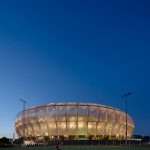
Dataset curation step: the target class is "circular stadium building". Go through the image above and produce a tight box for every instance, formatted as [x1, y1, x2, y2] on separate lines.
[14, 102, 134, 141]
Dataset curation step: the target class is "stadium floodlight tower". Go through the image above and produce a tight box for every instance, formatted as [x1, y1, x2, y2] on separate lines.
[19, 98, 27, 143]
[121, 92, 132, 145]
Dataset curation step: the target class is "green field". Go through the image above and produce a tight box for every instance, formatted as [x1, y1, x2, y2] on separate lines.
[0, 146, 149, 150]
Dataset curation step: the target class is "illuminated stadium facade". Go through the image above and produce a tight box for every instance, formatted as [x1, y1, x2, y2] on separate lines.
[14, 102, 134, 141]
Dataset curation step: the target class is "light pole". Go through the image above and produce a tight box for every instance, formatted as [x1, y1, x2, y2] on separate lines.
[121, 92, 132, 145]
[19, 98, 27, 143]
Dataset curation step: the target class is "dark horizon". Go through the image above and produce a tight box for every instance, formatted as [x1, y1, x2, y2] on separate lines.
[0, 0, 150, 137]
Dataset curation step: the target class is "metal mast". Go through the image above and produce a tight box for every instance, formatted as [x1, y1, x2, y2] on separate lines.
[20, 98, 27, 142]
[121, 92, 132, 145]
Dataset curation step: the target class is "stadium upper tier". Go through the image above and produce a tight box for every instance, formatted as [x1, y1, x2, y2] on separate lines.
[14, 102, 134, 140]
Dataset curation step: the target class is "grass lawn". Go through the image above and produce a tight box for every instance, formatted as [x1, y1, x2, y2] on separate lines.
[0, 146, 149, 150]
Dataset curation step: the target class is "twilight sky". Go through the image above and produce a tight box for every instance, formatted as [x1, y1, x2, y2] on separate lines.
[0, 0, 150, 137]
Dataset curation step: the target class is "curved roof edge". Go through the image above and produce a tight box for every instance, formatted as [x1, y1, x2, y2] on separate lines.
[19, 101, 121, 114]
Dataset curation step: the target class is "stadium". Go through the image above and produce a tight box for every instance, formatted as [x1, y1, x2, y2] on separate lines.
[14, 102, 134, 142]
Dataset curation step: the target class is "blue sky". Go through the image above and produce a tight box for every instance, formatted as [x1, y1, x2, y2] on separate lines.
[0, 0, 150, 137]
